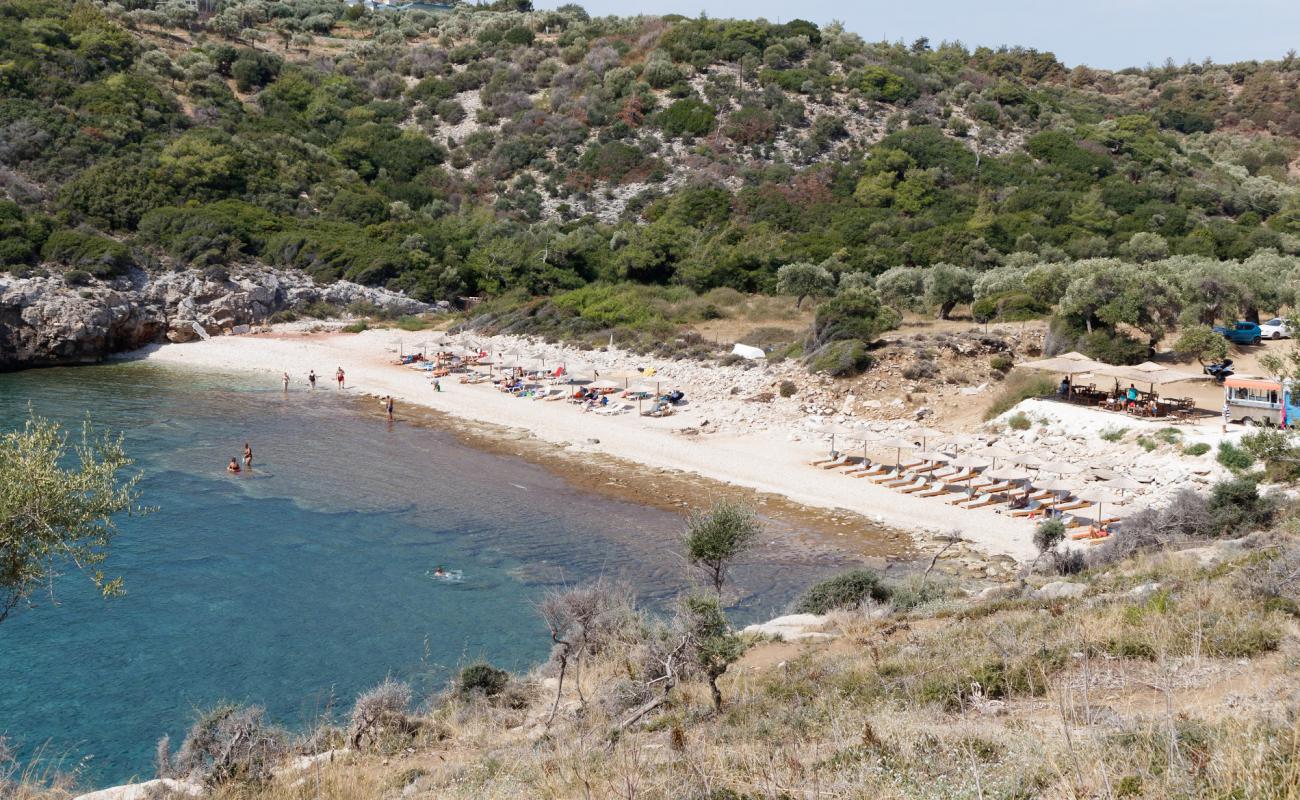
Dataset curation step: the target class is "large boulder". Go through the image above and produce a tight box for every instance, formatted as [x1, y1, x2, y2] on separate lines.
[0, 265, 436, 370]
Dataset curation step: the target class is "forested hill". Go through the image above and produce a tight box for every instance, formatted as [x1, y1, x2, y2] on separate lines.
[3, 0, 1300, 312]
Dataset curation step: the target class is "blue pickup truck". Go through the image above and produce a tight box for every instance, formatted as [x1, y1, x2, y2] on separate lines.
[1214, 321, 1263, 346]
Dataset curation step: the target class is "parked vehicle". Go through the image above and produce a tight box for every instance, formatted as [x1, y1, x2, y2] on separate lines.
[1213, 321, 1263, 345]
[1260, 317, 1293, 340]
[1224, 376, 1300, 427]
[1204, 359, 1234, 383]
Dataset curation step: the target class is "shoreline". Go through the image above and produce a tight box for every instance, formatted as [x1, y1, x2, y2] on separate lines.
[128, 327, 1044, 562]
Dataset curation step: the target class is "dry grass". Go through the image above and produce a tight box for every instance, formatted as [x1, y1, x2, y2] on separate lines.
[12, 539, 1300, 799]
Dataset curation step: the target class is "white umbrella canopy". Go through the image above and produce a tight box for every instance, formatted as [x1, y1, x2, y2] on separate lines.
[950, 455, 991, 470]
[1103, 476, 1144, 492]
[810, 422, 861, 456]
[911, 426, 946, 448]
[1036, 477, 1077, 493]
[1089, 467, 1120, 481]
[625, 383, 659, 395]
[1077, 487, 1120, 504]
[971, 445, 1016, 469]
[1037, 460, 1083, 475]
[1011, 454, 1044, 469]
[987, 466, 1031, 481]
[588, 379, 621, 390]
[913, 450, 950, 462]
[873, 436, 916, 466]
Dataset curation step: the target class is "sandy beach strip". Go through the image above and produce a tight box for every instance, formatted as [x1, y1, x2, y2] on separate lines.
[131, 329, 1041, 561]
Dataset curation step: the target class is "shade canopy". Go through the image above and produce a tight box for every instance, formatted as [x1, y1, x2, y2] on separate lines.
[1077, 487, 1120, 504]
[1092, 362, 1206, 386]
[950, 455, 991, 469]
[587, 379, 621, 390]
[913, 450, 950, 462]
[987, 466, 1031, 481]
[1016, 352, 1105, 376]
[1037, 460, 1083, 475]
[1103, 476, 1144, 492]
[1036, 477, 1076, 493]
[1011, 454, 1044, 468]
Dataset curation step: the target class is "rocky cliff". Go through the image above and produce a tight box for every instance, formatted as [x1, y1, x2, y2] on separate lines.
[0, 266, 438, 370]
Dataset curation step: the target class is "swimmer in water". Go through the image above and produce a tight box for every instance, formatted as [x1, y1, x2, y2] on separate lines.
[227, 457, 241, 474]
[243, 442, 253, 468]
[433, 565, 446, 577]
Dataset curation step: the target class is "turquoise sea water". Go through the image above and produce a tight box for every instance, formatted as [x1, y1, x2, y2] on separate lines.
[0, 362, 855, 786]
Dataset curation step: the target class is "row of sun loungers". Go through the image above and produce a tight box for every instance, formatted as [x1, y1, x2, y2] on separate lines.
[808, 452, 1124, 535]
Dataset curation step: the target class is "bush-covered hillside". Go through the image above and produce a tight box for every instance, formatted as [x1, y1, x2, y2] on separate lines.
[3, 0, 1300, 357]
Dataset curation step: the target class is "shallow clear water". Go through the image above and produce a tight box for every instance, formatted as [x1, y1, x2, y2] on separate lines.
[0, 362, 854, 786]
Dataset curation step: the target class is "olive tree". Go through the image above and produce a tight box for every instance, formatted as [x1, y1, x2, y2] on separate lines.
[776, 261, 836, 309]
[677, 592, 745, 713]
[1173, 325, 1229, 365]
[0, 414, 148, 624]
[874, 265, 926, 312]
[682, 500, 761, 596]
[922, 262, 975, 319]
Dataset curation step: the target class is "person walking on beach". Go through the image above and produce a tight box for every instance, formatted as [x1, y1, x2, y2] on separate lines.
[385, 395, 395, 421]
[282, 372, 289, 392]
[336, 367, 345, 389]
[433, 378, 441, 393]
[308, 370, 317, 389]
[1223, 402, 1231, 434]
[243, 442, 253, 469]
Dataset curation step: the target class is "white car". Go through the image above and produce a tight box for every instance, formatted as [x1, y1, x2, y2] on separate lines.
[1260, 317, 1293, 339]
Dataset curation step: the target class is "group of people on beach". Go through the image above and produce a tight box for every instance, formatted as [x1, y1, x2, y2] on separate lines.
[288, 367, 346, 391]
[227, 442, 253, 474]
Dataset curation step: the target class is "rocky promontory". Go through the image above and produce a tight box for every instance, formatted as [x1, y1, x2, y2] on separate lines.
[0, 266, 439, 370]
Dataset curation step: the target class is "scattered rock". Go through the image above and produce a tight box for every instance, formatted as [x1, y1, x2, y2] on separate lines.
[1033, 581, 1088, 600]
[72, 779, 203, 800]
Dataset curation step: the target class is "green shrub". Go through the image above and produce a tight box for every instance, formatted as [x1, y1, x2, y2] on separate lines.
[457, 662, 510, 697]
[342, 321, 369, 333]
[1033, 519, 1066, 553]
[806, 339, 874, 378]
[989, 354, 1014, 373]
[984, 371, 1055, 419]
[1007, 412, 1031, 431]
[1217, 441, 1255, 472]
[1078, 330, 1150, 365]
[1154, 427, 1182, 445]
[1183, 442, 1211, 456]
[656, 98, 716, 137]
[794, 569, 890, 614]
[778, 380, 797, 398]
[971, 291, 1049, 323]
[41, 228, 131, 277]
[1208, 476, 1276, 535]
[1136, 435, 1157, 452]
[63, 268, 93, 286]
[1099, 427, 1128, 442]
[395, 315, 431, 331]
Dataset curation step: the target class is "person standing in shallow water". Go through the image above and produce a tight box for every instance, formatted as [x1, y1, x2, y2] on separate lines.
[308, 370, 317, 389]
[282, 372, 289, 392]
[243, 442, 253, 469]
[386, 395, 395, 421]
[336, 367, 345, 389]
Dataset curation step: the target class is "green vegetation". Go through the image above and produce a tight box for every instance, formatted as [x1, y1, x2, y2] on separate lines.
[794, 569, 890, 614]
[985, 371, 1056, 419]
[1217, 440, 1257, 472]
[0, 413, 147, 624]
[682, 500, 761, 595]
[3, 0, 1300, 368]
[1183, 442, 1211, 456]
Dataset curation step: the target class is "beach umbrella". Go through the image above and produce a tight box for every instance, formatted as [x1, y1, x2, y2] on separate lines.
[1077, 487, 1122, 525]
[1037, 460, 1083, 475]
[1035, 477, 1076, 495]
[948, 454, 990, 493]
[913, 450, 950, 463]
[1103, 476, 1143, 494]
[811, 422, 859, 457]
[607, 369, 641, 388]
[911, 426, 945, 449]
[1089, 467, 1120, 481]
[588, 379, 621, 391]
[874, 436, 916, 468]
[972, 445, 1016, 470]
[987, 466, 1031, 482]
[1011, 454, 1043, 469]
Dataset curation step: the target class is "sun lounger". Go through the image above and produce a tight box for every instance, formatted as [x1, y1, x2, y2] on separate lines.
[1052, 500, 1091, 513]
[948, 492, 982, 505]
[916, 484, 950, 498]
[895, 478, 928, 493]
[910, 463, 944, 475]
[823, 456, 866, 470]
[848, 464, 888, 478]
[869, 471, 904, 484]
[962, 494, 1001, 509]
[810, 454, 848, 468]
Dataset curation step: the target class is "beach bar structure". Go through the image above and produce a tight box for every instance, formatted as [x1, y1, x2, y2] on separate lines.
[1015, 353, 1209, 418]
